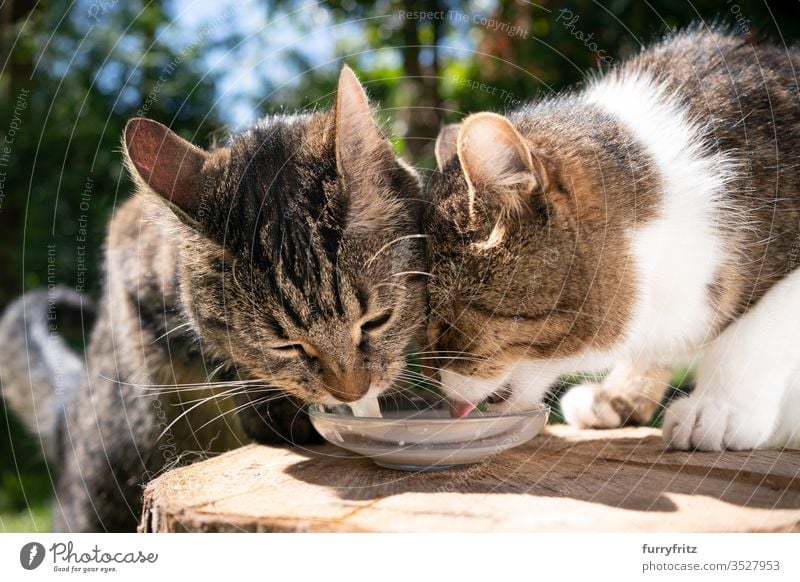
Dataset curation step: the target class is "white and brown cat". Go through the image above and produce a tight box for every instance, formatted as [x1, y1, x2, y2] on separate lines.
[425, 27, 800, 451]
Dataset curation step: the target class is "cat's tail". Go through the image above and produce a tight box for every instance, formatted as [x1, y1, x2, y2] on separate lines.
[0, 287, 95, 459]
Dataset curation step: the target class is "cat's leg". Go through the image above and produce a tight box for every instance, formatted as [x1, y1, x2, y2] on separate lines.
[560, 360, 672, 428]
[51, 306, 170, 532]
[51, 371, 154, 532]
[210, 365, 321, 446]
[770, 374, 800, 449]
[663, 268, 800, 451]
[237, 390, 323, 445]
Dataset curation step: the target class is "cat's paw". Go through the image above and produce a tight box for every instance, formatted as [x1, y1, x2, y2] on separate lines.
[560, 383, 625, 429]
[662, 395, 772, 451]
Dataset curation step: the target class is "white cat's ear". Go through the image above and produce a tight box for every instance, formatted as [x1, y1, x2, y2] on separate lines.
[334, 65, 393, 181]
[457, 112, 542, 213]
[124, 118, 209, 221]
[434, 123, 460, 170]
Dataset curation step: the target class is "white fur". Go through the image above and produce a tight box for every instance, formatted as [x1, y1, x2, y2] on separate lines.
[566, 73, 800, 449]
[443, 353, 586, 415]
[561, 360, 636, 428]
[584, 73, 736, 360]
[561, 73, 746, 445]
[663, 267, 800, 450]
[439, 368, 513, 406]
[440, 73, 799, 451]
[560, 383, 622, 428]
[561, 358, 672, 429]
[493, 360, 569, 413]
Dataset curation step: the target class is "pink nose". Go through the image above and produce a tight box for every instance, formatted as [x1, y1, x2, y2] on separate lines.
[322, 366, 370, 403]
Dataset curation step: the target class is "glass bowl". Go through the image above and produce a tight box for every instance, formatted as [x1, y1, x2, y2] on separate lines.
[308, 394, 549, 471]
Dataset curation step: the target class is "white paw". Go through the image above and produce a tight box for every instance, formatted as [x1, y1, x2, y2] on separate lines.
[560, 383, 624, 429]
[663, 395, 773, 451]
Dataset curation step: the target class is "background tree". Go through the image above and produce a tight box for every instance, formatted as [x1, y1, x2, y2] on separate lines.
[0, 0, 234, 530]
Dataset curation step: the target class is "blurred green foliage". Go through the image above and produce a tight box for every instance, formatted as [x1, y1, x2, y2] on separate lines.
[1, 0, 231, 529]
[0, 0, 227, 308]
[1, 0, 798, 530]
[0, 408, 51, 531]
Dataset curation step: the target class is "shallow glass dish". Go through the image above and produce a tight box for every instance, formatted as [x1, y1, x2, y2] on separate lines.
[308, 395, 549, 471]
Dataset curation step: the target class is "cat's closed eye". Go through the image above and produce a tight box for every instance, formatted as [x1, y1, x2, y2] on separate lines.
[272, 343, 315, 361]
[360, 311, 393, 333]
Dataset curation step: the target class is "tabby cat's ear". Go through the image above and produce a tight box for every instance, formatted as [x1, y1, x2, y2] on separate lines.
[434, 123, 460, 170]
[334, 66, 409, 230]
[123, 118, 209, 222]
[334, 65, 394, 182]
[457, 112, 545, 213]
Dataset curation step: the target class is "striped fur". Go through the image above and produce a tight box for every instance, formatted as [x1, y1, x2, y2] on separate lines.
[426, 28, 800, 450]
[0, 67, 426, 531]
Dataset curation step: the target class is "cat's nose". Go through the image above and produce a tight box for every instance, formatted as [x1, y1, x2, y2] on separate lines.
[322, 366, 370, 403]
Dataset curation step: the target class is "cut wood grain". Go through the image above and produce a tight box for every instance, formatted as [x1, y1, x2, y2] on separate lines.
[139, 425, 800, 533]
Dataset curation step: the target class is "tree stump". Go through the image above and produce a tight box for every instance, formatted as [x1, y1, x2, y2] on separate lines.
[139, 425, 800, 532]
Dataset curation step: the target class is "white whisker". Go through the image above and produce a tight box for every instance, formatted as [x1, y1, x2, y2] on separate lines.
[365, 234, 429, 267]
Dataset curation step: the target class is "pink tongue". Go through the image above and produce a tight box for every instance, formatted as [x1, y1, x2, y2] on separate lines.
[449, 400, 477, 419]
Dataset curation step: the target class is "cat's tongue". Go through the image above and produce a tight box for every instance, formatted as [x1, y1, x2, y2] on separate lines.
[449, 400, 477, 419]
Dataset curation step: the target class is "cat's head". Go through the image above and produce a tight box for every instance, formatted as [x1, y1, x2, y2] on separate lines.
[123, 66, 426, 405]
[425, 112, 624, 408]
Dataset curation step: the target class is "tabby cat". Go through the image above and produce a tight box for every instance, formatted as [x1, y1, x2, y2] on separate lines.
[425, 28, 800, 451]
[0, 66, 426, 531]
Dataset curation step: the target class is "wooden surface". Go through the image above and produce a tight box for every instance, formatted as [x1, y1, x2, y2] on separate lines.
[139, 425, 800, 532]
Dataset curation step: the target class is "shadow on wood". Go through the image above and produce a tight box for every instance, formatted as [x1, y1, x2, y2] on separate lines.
[139, 425, 800, 532]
